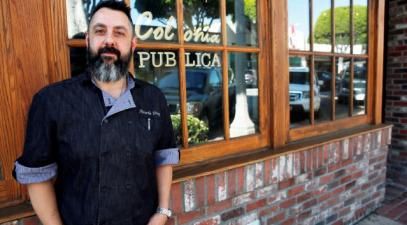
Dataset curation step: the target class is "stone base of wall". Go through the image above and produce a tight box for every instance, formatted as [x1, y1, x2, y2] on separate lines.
[1, 127, 392, 225]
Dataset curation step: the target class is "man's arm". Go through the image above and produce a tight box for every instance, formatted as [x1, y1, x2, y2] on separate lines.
[27, 181, 64, 225]
[148, 165, 173, 225]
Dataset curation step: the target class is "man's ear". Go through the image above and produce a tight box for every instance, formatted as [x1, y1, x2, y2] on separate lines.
[85, 32, 89, 48]
[131, 37, 137, 51]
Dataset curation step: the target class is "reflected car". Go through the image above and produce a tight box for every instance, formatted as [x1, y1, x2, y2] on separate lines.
[157, 68, 236, 129]
[244, 69, 257, 87]
[289, 67, 321, 113]
[337, 66, 366, 104]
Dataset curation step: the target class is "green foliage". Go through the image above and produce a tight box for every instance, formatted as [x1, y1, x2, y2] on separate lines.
[171, 114, 209, 145]
[314, 6, 367, 45]
[244, 0, 257, 22]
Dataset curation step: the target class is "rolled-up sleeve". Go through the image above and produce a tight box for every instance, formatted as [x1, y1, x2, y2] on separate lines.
[14, 162, 57, 184]
[13, 91, 58, 184]
[155, 148, 179, 166]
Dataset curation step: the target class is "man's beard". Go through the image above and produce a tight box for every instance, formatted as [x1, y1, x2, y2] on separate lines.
[88, 46, 131, 82]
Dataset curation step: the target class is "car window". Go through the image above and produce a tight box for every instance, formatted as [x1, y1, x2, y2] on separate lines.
[290, 72, 309, 84]
[208, 70, 221, 87]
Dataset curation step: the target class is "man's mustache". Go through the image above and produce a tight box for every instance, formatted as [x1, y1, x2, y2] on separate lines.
[98, 47, 121, 59]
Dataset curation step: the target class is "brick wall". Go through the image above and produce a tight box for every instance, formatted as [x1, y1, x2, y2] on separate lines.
[385, 0, 407, 190]
[1, 127, 392, 225]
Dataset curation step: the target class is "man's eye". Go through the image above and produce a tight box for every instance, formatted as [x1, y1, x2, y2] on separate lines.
[115, 31, 125, 37]
[95, 29, 105, 34]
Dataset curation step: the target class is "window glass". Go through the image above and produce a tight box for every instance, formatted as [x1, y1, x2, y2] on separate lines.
[130, 0, 178, 42]
[70, 47, 87, 77]
[315, 56, 332, 123]
[66, 0, 105, 38]
[313, 0, 332, 52]
[334, 0, 351, 54]
[288, 0, 310, 51]
[183, 0, 221, 45]
[353, 59, 367, 116]
[184, 51, 224, 144]
[226, 0, 258, 46]
[134, 49, 182, 146]
[228, 52, 259, 138]
[289, 56, 311, 128]
[353, 0, 368, 54]
[336, 57, 351, 119]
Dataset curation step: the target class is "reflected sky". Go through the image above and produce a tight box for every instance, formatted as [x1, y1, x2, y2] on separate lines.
[289, 0, 368, 43]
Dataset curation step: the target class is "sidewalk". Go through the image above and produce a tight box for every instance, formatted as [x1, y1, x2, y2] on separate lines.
[357, 185, 407, 225]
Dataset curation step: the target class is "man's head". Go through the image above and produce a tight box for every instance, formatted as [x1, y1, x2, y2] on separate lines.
[86, 0, 136, 82]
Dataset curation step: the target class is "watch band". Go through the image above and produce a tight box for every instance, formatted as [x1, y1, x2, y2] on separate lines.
[157, 207, 172, 217]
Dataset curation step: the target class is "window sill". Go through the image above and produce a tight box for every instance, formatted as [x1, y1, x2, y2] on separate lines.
[0, 202, 35, 223]
[173, 123, 392, 182]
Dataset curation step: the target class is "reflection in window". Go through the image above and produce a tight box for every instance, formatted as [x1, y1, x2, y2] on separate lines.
[336, 57, 351, 119]
[134, 50, 182, 146]
[288, 0, 310, 51]
[66, 0, 105, 38]
[183, 0, 221, 45]
[315, 56, 332, 123]
[70, 47, 87, 77]
[228, 52, 259, 138]
[334, 0, 351, 54]
[353, 0, 368, 54]
[131, 0, 178, 42]
[313, 1, 332, 52]
[289, 56, 311, 128]
[353, 59, 367, 116]
[226, 0, 258, 46]
[184, 52, 224, 144]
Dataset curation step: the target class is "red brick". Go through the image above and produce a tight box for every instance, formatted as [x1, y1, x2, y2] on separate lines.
[297, 192, 312, 203]
[227, 169, 237, 198]
[267, 211, 285, 224]
[281, 217, 295, 225]
[303, 198, 317, 208]
[236, 167, 245, 194]
[259, 204, 279, 217]
[320, 174, 334, 185]
[196, 177, 206, 207]
[247, 198, 267, 211]
[287, 185, 305, 197]
[193, 216, 221, 225]
[264, 159, 272, 185]
[166, 218, 176, 225]
[207, 198, 232, 215]
[280, 198, 296, 208]
[279, 178, 295, 190]
[177, 208, 205, 225]
[207, 175, 216, 205]
[171, 182, 183, 214]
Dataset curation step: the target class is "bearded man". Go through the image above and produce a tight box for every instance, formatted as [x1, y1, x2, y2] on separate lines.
[13, 1, 179, 225]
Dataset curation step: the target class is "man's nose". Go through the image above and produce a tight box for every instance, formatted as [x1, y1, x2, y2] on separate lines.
[103, 33, 115, 47]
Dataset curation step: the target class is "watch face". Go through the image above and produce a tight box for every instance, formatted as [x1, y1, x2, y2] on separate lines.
[158, 207, 172, 217]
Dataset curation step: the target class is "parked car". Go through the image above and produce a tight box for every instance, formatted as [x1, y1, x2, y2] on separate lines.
[289, 67, 321, 113]
[157, 68, 236, 129]
[337, 66, 367, 104]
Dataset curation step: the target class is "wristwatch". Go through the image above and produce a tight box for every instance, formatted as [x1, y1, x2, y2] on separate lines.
[157, 207, 172, 218]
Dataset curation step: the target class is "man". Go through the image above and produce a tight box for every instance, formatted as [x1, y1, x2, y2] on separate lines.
[13, 1, 179, 225]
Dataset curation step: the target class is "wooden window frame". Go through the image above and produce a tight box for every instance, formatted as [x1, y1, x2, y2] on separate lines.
[283, 0, 384, 142]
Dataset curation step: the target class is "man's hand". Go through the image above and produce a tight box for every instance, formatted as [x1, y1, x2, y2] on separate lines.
[147, 213, 168, 225]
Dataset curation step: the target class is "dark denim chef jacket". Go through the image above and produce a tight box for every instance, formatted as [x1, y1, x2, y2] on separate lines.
[13, 72, 179, 225]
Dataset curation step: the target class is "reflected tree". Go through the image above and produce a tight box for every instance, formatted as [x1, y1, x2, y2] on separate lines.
[314, 6, 367, 53]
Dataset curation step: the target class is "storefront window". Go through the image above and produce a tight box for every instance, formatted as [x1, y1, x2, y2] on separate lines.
[336, 57, 351, 119]
[334, 0, 351, 54]
[228, 52, 259, 137]
[130, 0, 178, 42]
[226, 0, 258, 46]
[289, 56, 311, 128]
[66, 0, 105, 39]
[183, 0, 221, 45]
[315, 56, 332, 123]
[288, 0, 369, 137]
[313, 1, 332, 52]
[288, 0, 310, 51]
